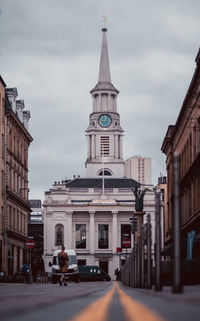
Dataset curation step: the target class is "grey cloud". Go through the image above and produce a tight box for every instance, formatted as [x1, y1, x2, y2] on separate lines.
[0, 0, 200, 200]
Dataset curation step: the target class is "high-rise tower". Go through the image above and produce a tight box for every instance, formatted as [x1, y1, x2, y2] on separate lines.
[85, 28, 124, 177]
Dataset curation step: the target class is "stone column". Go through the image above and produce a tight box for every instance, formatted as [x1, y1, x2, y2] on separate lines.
[66, 211, 73, 248]
[120, 135, 123, 159]
[114, 135, 118, 159]
[89, 211, 95, 254]
[87, 135, 90, 159]
[112, 211, 118, 254]
[108, 94, 111, 111]
[91, 135, 95, 159]
[98, 94, 102, 111]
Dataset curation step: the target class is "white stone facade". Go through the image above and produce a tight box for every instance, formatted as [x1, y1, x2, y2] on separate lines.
[43, 179, 157, 279]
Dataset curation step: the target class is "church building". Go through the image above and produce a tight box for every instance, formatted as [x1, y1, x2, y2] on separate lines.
[43, 27, 158, 279]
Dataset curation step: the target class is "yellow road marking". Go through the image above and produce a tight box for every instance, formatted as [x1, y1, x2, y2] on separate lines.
[68, 282, 116, 321]
[68, 281, 168, 321]
[116, 282, 168, 321]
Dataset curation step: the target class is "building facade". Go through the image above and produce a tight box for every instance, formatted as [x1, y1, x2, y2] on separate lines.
[124, 155, 152, 185]
[44, 178, 157, 279]
[28, 200, 44, 260]
[0, 76, 6, 272]
[0, 82, 32, 275]
[43, 28, 158, 279]
[161, 48, 200, 259]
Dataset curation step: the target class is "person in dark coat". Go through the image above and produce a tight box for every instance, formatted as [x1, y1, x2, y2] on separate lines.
[58, 246, 69, 286]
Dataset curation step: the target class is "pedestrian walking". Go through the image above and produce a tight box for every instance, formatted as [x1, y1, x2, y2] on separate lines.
[58, 246, 69, 286]
[31, 258, 38, 282]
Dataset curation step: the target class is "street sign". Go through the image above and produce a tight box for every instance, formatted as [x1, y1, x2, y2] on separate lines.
[26, 240, 35, 248]
[122, 238, 131, 247]
[116, 247, 122, 253]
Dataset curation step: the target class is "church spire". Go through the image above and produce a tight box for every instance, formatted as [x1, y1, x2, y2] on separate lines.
[98, 28, 111, 83]
[90, 27, 119, 94]
[86, 25, 124, 178]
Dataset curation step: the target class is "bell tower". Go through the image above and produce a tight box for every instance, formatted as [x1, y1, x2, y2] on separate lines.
[85, 27, 124, 177]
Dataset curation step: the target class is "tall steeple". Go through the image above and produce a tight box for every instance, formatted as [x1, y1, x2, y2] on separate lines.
[85, 27, 124, 178]
[91, 28, 119, 94]
[98, 28, 111, 83]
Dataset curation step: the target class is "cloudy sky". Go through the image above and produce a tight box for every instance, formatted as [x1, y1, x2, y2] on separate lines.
[0, 0, 200, 201]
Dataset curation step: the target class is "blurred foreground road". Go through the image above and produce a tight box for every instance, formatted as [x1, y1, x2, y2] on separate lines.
[1, 281, 200, 321]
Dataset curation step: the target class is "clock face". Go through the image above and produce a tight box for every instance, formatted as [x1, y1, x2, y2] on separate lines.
[98, 114, 112, 128]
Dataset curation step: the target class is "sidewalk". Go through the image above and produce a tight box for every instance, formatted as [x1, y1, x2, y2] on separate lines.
[133, 285, 200, 305]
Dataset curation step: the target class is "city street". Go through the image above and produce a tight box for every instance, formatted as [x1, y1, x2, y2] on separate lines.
[1, 281, 200, 321]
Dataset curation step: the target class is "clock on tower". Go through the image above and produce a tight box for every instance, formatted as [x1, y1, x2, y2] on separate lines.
[98, 114, 112, 128]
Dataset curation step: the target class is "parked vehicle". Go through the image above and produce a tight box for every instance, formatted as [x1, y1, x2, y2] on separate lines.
[49, 249, 79, 284]
[78, 265, 111, 281]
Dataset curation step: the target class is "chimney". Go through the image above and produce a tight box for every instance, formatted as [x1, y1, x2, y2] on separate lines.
[73, 175, 76, 179]
[23, 110, 31, 130]
[5, 87, 18, 112]
[78, 175, 80, 178]
[16, 100, 25, 122]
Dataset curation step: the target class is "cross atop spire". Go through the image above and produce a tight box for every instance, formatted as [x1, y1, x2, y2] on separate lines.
[102, 15, 107, 28]
[98, 27, 111, 83]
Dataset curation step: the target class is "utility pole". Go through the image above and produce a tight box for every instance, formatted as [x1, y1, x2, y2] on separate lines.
[155, 191, 161, 291]
[147, 213, 152, 289]
[141, 225, 145, 288]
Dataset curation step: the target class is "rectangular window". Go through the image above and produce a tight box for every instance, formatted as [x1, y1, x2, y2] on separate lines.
[101, 136, 109, 156]
[121, 224, 131, 248]
[98, 224, 109, 249]
[76, 224, 86, 248]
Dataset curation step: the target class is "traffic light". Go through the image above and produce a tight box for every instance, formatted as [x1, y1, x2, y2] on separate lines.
[129, 216, 137, 233]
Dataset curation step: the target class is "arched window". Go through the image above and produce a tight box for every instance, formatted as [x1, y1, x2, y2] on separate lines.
[55, 224, 64, 246]
[98, 170, 112, 176]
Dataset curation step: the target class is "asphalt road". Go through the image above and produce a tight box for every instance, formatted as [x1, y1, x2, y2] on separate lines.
[1, 282, 200, 321]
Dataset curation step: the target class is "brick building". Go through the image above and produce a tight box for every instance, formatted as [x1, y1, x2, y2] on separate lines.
[0, 79, 33, 275]
[161, 48, 200, 259]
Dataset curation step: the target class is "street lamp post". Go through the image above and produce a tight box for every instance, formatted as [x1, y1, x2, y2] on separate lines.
[173, 152, 183, 293]
[147, 213, 152, 289]
[141, 225, 145, 288]
[155, 191, 162, 291]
